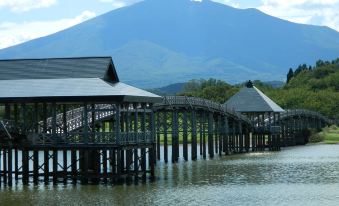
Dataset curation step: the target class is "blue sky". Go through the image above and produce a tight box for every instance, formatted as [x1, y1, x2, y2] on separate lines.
[0, 0, 339, 49]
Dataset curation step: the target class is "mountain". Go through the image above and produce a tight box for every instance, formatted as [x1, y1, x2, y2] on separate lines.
[149, 82, 185, 95]
[0, 0, 339, 88]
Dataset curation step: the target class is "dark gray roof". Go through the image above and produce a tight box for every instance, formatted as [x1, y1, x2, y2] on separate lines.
[224, 86, 284, 113]
[0, 57, 119, 81]
[0, 57, 161, 103]
[0, 78, 160, 103]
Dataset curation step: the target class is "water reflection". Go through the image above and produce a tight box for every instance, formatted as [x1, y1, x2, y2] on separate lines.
[2, 144, 339, 205]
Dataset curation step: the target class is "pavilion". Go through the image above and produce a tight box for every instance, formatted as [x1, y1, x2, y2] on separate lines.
[224, 81, 284, 151]
[0, 56, 161, 185]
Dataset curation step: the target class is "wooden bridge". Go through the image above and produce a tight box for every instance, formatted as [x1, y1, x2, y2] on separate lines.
[0, 58, 334, 187]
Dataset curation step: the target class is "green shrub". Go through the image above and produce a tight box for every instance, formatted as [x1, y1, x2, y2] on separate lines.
[309, 129, 325, 143]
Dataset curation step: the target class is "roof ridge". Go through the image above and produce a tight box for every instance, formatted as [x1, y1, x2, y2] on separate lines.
[0, 56, 112, 61]
[253, 86, 284, 111]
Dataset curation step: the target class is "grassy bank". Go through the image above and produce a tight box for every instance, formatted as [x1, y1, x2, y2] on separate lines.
[322, 125, 339, 144]
[309, 125, 339, 144]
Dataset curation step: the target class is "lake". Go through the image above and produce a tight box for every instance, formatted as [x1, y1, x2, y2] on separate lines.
[1, 144, 339, 206]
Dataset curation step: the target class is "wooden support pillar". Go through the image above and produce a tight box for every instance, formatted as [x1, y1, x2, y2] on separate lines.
[33, 150, 39, 184]
[7, 148, 12, 186]
[14, 148, 18, 181]
[141, 104, 147, 178]
[208, 112, 214, 158]
[44, 150, 49, 183]
[191, 110, 197, 160]
[238, 122, 243, 153]
[202, 112, 207, 159]
[116, 149, 121, 181]
[156, 112, 161, 160]
[3, 149, 7, 185]
[141, 148, 146, 179]
[150, 104, 156, 178]
[71, 150, 77, 183]
[261, 113, 265, 151]
[103, 150, 108, 182]
[224, 116, 229, 155]
[172, 110, 179, 163]
[231, 119, 236, 152]
[63, 149, 68, 183]
[163, 111, 168, 163]
[183, 111, 188, 161]
[111, 149, 116, 180]
[22, 149, 29, 185]
[133, 104, 139, 176]
[53, 149, 58, 184]
[200, 113, 203, 156]
[218, 115, 222, 156]
[89, 150, 100, 184]
[149, 147, 155, 179]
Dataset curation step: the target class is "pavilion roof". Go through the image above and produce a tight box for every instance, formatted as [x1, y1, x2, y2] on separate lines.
[0, 57, 161, 103]
[224, 84, 284, 113]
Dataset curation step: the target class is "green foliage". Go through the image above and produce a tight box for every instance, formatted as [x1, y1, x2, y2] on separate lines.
[179, 58, 339, 119]
[286, 68, 294, 83]
[179, 78, 239, 103]
[309, 129, 325, 143]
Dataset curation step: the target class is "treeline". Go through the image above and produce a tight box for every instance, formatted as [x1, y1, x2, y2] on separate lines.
[179, 58, 339, 119]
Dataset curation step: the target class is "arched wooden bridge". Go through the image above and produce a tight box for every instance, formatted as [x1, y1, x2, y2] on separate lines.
[0, 96, 333, 185]
[277, 109, 331, 145]
[153, 96, 252, 162]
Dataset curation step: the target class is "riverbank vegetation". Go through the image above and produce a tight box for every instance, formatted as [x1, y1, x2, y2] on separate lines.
[308, 125, 339, 144]
[179, 58, 339, 119]
[322, 125, 339, 144]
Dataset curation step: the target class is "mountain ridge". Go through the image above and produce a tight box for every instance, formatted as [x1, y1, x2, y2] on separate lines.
[0, 0, 338, 87]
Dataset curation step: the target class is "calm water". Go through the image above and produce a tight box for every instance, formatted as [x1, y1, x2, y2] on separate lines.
[1, 144, 339, 206]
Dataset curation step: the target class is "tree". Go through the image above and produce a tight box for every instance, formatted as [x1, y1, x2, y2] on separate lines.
[287, 68, 294, 83]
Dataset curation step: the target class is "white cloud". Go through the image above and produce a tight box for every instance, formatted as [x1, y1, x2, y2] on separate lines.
[0, 10, 96, 49]
[99, 0, 142, 9]
[0, 0, 57, 12]
[213, 0, 339, 31]
[258, 0, 339, 31]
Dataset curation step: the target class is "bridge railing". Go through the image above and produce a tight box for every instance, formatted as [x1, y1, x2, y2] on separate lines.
[156, 96, 251, 125]
[28, 131, 153, 145]
[281, 109, 331, 124]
